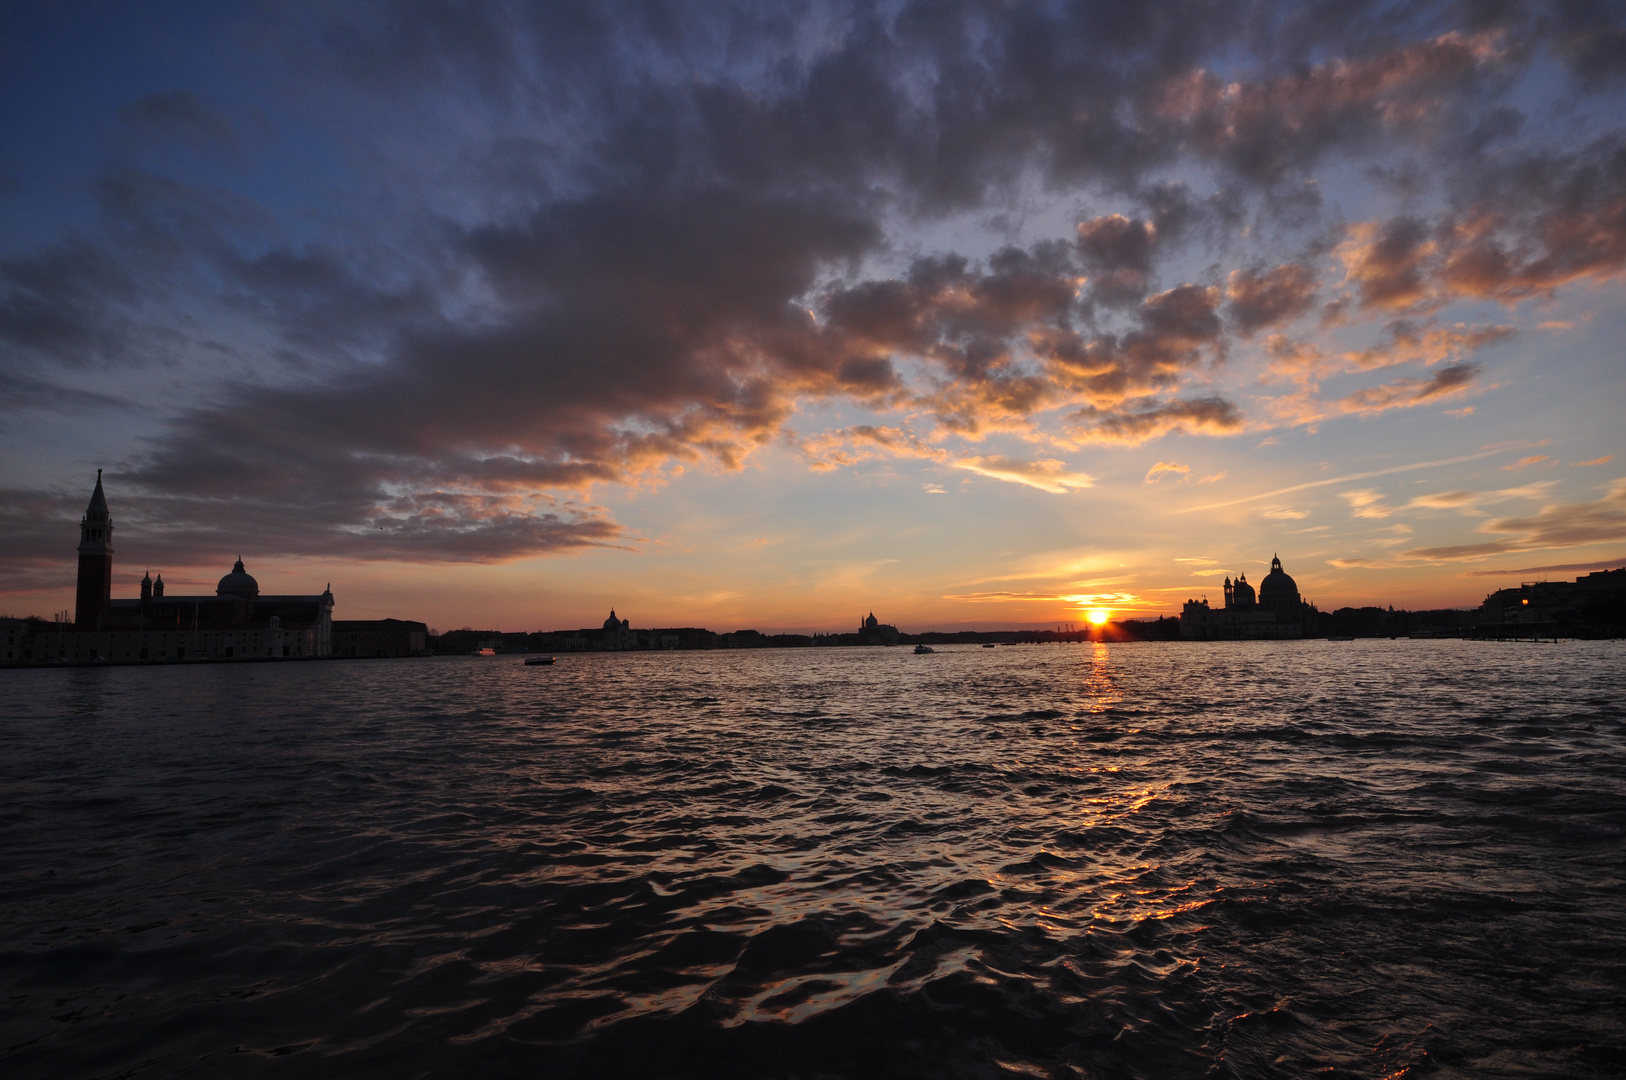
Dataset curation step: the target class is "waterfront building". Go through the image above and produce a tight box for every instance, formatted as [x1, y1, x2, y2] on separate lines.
[858, 611, 900, 645]
[2, 617, 27, 663]
[6, 474, 334, 663]
[1180, 555, 1316, 640]
[648, 627, 719, 650]
[601, 610, 638, 650]
[1478, 566, 1625, 634]
[552, 610, 643, 651]
[331, 619, 430, 657]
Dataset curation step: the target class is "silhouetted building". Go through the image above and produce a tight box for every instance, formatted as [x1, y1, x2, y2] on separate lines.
[75, 470, 114, 625]
[1479, 566, 1625, 634]
[435, 629, 531, 654]
[602, 609, 638, 649]
[858, 611, 900, 645]
[648, 627, 719, 650]
[10, 474, 335, 663]
[2, 617, 27, 663]
[555, 610, 641, 651]
[332, 619, 429, 657]
[1181, 555, 1316, 639]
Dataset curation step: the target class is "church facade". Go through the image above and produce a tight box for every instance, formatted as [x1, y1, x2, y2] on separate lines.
[560, 610, 640, 651]
[11, 473, 334, 663]
[1180, 555, 1317, 640]
[857, 611, 900, 645]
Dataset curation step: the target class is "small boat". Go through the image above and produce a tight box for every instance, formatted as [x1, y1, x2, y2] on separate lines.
[914, 644, 934, 654]
[473, 648, 497, 656]
[524, 656, 555, 666]
[982, 643, 996, 648]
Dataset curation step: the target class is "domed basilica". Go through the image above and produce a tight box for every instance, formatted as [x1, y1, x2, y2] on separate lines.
[1180, 555, 1317, 639]
[19, 472, 335, 662]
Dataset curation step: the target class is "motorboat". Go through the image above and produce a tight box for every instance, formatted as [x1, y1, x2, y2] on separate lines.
[524, 656, 555, 666]
[982, 643, 996, 648]
[473, 648, 497, 656]
[913, 644, 934, 654]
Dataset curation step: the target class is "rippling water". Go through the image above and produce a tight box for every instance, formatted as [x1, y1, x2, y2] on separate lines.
[2, 641, 1624, 1078]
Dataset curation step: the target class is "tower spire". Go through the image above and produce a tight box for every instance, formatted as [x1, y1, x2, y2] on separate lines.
[75, 470, 114, 625]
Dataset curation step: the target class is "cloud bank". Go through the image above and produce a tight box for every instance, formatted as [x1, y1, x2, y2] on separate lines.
[2, 0, 1624, 565]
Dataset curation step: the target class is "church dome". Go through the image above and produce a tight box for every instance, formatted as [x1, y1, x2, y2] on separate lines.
[217, 558, 260, 599]
[1259, 554, 1299, 608]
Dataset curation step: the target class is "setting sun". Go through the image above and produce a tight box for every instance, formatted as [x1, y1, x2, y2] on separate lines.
[1086, 608, 1111, 626]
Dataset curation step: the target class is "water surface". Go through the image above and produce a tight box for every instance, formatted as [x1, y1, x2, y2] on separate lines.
[2, 641, 1623, 1078]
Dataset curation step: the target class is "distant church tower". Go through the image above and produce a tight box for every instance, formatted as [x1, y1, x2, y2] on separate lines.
[75, 469, 114, 626]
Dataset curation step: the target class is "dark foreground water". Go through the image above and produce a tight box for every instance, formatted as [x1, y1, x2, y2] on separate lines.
[2, 642, 1624, 1079]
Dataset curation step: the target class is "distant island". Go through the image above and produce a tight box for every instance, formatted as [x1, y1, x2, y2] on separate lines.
[433, 556, 1622, 655]
[1, 473, 424, 665]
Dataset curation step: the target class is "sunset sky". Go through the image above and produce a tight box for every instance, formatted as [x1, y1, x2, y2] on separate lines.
[2, 1, 1623, 633]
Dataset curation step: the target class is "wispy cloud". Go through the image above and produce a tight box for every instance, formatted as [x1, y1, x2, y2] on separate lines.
[1342, 489, 1391, 518]
[953, 456, 1094, 493]
[1144, 461, 1190, 483]
[1337, 362, 1479, 415]
[1403, 490, 1478, 509]
[1184, 449, 1505, 512]
[1335, 480, 1552, 523]
[1407, 478, 1626, 561]
[1464, 557, 1625, 576]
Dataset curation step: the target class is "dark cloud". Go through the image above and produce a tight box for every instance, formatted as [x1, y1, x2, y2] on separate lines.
[0, 372, 128, 424]
[117, 90, 237, 150]
[1226, 263, 1319, 336]
[1326, 135, 1626, 312]
[0, 241, 142, 364]
[821, 243, 1079, 430]
[281, 1, 1557, 209]
[1339, 361, 1478, 413]
[1076, 215, 1156, 274]
[1076, 214, 1157, 306]
[1340, 216, 1434, 311]
[1161, 28, 1521, 183]
[1548, 0, 1626, 86]
[1073, 395, 1244, 442]
[1441, 135, 1626, 299]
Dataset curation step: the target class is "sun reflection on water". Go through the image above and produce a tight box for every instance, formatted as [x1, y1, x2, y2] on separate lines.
[1079, 641, 1123, 713]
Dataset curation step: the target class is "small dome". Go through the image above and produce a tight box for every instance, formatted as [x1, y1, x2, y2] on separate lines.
[217, 558, 260, 599]
[1231, 575, 1256, 606]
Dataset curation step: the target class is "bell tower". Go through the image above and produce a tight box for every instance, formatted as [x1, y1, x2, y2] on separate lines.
[75, 469, 114, 626]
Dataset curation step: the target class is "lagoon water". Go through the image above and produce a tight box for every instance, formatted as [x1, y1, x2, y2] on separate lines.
[2, 641, 1623, 1078]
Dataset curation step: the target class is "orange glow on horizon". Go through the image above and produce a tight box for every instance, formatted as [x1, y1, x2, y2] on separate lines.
[1086, 608, 1111, 625]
